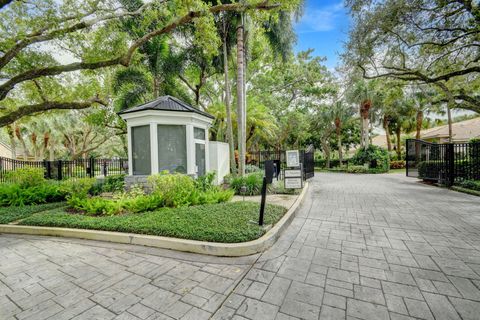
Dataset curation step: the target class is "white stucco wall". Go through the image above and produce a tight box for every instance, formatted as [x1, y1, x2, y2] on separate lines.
[208, 141, 230, 185]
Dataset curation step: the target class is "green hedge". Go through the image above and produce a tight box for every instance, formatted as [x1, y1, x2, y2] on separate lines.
[390, 160, 406, 169]
[68, 172, 234, 216]
[351, 145, 390, 173]
[417, 160, 480, 180]
[315, 159, 343, 168]
[457, 180, 480, 191]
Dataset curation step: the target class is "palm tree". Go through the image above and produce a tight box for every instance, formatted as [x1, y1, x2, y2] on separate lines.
[236, 13, 247, 176]
[348, 80, 373, 148]
[219, 12, 238, 174]
[245, 98, 278, 151]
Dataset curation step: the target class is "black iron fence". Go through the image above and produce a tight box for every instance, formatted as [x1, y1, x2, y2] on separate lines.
[0, 157, 128, 183]
[406, 139, 480, 186]
[247, 149, 315, 180]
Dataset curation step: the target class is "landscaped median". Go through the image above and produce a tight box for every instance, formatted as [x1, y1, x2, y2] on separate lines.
[0, 186, 307, 256]
[11, 202, 286, 243]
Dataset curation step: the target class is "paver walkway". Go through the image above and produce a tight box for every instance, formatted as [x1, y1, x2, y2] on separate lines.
[2, 173, 480, 319]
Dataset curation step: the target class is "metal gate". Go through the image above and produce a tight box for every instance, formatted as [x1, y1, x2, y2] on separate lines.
[406, 139, 480, 186]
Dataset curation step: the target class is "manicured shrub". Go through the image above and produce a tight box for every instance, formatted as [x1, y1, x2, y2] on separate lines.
[0, 182, 65, 206]
[346, 165, 369, 173]
[0, 168, 67, 206]
[4, 167, 45, 187]
[314, 159, 347, 168]
[67, 171, 233, 215]
[352, 145, 390, 173]
[390, 160, 406, 169]
[245, 164, 262, 173]
[194, 172, 216, 192]
[457, 180, 480, 191]
[148, 172, 196, 207]
[59, 178, 96, 199]
[101, 174, 125, 192]
[418, 160, 480, 181]
[230, 172, 264, 195]
[68, 193, 164, 216]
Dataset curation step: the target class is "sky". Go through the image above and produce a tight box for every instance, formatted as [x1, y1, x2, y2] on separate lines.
[294, 0, 351, 70]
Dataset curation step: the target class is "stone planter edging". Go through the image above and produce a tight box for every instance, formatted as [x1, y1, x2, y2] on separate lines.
[0, 182, 309, 257]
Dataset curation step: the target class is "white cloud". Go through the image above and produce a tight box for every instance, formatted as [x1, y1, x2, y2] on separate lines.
[296, 2, 345, 33]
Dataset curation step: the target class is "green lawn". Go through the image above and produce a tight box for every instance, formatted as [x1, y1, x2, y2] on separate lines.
[18, 202, 287, 243]
[0, 202, 66, 224]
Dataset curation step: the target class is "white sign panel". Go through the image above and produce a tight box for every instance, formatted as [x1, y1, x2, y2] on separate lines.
[286, 150, 300, 167]
[285, 177, 302, 189]
[285, 169, 302, 178]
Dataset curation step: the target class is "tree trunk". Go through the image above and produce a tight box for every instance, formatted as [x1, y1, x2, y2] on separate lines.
[396, 127, 401, 159]
[321, 140, 331, 168]
[359, 105, 364, 148]
[15, 127, 28, 160]
[236, 16, 246, 176]
[153, 77, 159, 98]
[335, 124, 343, 165]
[6, 125, 16, 159]
[416, 110, 423, 140]
[223, 19, 237, 175]
[362, 117, 370, 148]
[446, 105, 453, 142]
[383, 115, 392, 151]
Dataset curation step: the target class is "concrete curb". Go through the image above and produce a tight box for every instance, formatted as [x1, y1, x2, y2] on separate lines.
[0, 182, 309, 257]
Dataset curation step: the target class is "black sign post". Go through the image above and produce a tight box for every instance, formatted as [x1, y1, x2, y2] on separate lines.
[259, 160, 274, 226]
[259, 176, 267, 226]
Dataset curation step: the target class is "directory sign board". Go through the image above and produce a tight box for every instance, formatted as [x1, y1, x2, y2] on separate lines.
[286, 150, 300, 168]
[285, 177, 302, 189]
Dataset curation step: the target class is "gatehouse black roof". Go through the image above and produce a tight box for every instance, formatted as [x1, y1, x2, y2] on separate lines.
[118, 95, 214, 119]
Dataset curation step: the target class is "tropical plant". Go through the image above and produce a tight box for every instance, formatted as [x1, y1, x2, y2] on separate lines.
[352, 145, 390, 173]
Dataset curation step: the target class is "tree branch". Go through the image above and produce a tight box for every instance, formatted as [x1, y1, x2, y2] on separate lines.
[359, 63, 480, 84]
[0, 1, 281, 101]
[0, 96, 106, 127]
[0, 3, 151, 70]
[0, 0, 14, 10]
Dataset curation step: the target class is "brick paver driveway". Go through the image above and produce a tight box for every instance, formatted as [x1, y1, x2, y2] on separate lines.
[2, 173, 480, 319]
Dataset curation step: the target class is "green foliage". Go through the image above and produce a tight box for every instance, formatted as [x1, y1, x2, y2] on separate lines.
[68, 193, 164, 216]
[0, 183, 65, 207]
[59, 178, 97, 199]
[0, 202, 66, 224]
[20, 202, 287, 243]
[269, 180, 299, 195]
[457, 180, 480, 191]
[315, 159, 347, 168]
[346, 165, 369, 174]
[418, 160, 480, 180]
[0, 168, 67, 206]
[230, 172, 264, 196]
[148, 172, 196, 207]
[352, 145, 390, 173]
[194, 172, 216, 192]
[245, 164, 262, 174]
[102, 174, 126, 193]
[68, 172, 233, 215]
[470, 138, 480, 144]
[390, 160, 406, 169]
[4, 168, 45, 188]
